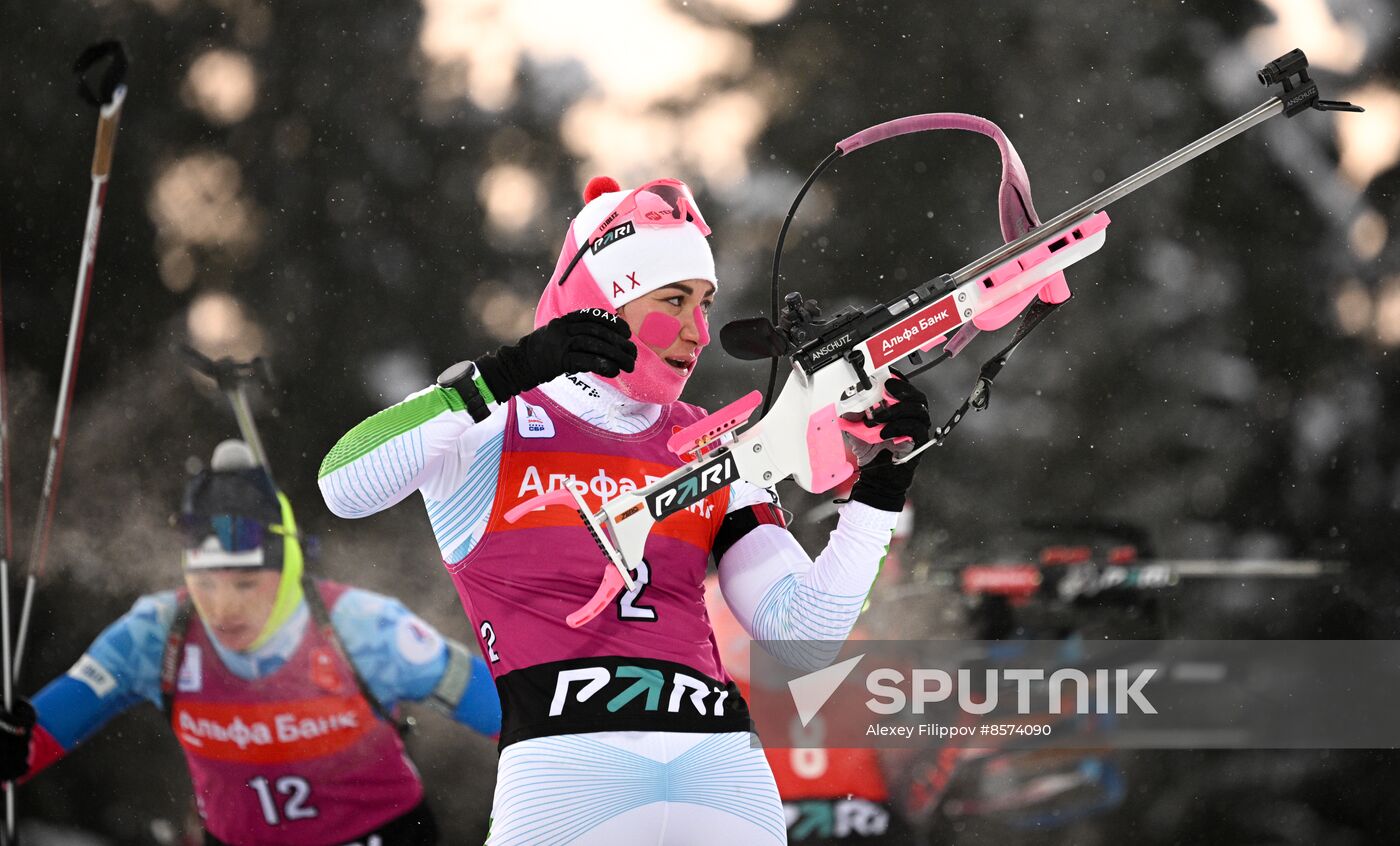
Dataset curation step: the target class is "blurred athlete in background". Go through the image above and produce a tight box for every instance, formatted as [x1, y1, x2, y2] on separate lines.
[0, 440, 500, 846]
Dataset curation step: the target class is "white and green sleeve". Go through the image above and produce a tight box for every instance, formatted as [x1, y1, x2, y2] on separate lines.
[319, 383, 508, 562]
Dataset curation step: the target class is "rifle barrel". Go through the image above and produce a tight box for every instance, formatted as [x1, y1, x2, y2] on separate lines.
[951, 98, 1283, 286]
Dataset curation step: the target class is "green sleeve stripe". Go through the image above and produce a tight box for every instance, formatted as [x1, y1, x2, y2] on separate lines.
[319, 387, 467, 478]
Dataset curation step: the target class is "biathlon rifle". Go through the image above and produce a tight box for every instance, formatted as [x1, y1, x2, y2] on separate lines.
[507, 49, 1362, 628]
[180, 345, 277, 476]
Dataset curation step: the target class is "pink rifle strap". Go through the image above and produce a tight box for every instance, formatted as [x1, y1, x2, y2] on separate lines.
[835, 112, 1043, 242]
[837, 111, 1069, 336]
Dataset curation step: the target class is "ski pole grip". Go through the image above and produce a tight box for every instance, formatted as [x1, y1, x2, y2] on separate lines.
[91, 86, 126, 179]
[74, 40, 130, 178]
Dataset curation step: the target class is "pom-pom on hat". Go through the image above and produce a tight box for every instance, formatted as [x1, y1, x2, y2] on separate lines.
[583, 175, 621, 203]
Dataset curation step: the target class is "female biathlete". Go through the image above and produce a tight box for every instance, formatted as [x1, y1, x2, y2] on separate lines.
[318, 177, 932, 845]
[0, 440, 501, 846]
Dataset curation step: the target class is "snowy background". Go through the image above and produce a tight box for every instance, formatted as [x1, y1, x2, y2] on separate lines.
[3, 0, 1399, 842]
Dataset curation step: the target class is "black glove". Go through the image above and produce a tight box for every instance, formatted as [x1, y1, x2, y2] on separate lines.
[476, 309, 637, 402]
[0, 698, 36, 782]
[849, 375, 931, 512]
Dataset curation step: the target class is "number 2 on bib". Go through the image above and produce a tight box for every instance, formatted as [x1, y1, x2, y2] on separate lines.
[617, 559, 657, 621]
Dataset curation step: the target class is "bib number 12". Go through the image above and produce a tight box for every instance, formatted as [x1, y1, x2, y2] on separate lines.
[249, 775, 318, 825]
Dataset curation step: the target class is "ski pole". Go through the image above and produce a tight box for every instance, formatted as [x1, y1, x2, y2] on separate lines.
[0, 257, 16, 844]
[13, 41, 129, 682]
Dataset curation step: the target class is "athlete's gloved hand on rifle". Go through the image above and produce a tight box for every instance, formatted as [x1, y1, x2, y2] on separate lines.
[846, 375, 931, 512]
[476, 309, 637, 403]
[0, 697, 36, 782]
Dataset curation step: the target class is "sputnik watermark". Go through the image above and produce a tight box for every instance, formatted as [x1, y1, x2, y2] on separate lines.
[750, 640, 1400, 749]
[864, 667, 1157, 716]
[782, 652, 1155, 729]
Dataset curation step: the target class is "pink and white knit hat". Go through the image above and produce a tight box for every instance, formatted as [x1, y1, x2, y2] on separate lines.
[535, 176, 717, 404]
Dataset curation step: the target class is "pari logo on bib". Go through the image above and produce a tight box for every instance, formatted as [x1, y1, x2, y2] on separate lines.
[536, 176, 717, 405]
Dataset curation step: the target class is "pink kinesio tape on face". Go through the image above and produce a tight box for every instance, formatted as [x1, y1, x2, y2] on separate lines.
[611, 307, 709, 404]
[693, 306, 710, 346]
[611, 345, 689, 404]
[637, 311, 682, 348]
